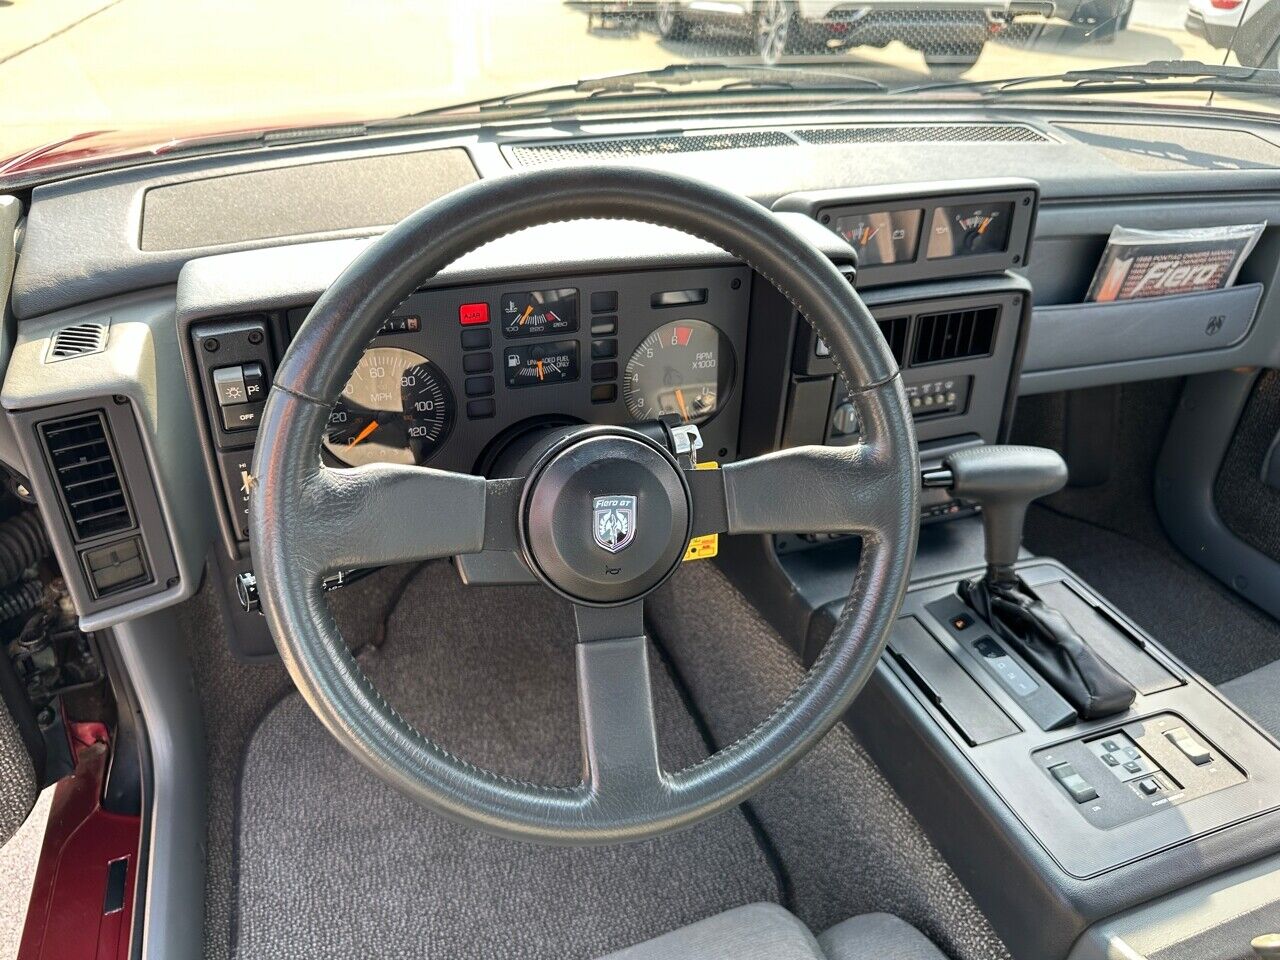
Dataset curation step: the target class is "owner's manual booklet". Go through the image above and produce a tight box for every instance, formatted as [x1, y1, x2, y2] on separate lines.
[1087, 223, 1265, 302]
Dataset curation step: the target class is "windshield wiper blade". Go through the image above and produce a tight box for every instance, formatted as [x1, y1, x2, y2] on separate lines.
[382, 60, 886, 123]
[896, 60, 1280, 98]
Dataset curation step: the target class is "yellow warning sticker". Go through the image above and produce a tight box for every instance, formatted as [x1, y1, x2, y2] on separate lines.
[683, 461, 719, 562]
[683, 535, 718, 562]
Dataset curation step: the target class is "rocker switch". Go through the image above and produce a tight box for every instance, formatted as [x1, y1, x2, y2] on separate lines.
[1050, 762, 1099, 804]
[1166, 728, 1213, 766]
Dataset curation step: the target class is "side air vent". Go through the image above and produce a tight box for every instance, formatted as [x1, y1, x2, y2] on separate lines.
[795, 124, 1049, 145]
[507, 131, 795, 166]
[911, 307, 999, 366]
[39, 412, 133, 542]
[877, 316, 910, 366]
[46, 321, 109, 362]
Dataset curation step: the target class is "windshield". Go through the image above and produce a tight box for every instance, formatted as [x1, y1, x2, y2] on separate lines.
[5, 0, 1278, 169]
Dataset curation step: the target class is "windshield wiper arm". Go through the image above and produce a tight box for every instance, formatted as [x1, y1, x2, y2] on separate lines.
[895, 60, 1280, 98]
[383, 60, 886, 123]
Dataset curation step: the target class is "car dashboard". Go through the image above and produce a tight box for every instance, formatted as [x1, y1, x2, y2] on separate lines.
[7, 104, 1280, 960]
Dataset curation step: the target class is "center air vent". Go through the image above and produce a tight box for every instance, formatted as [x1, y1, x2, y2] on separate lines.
[795, 124, 1049, 145]
[47, 321, 109, 362]
[39, 412, 132, 542]
[507, 131, 794, 166]
[877, 316, 910, 366]
[912, 307, 999, 365]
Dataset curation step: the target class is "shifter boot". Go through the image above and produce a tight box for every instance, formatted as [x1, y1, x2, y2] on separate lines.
[960, 576, 1136, 720]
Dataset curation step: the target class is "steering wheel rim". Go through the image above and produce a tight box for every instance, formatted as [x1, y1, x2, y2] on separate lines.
[250, 165, 919, 845]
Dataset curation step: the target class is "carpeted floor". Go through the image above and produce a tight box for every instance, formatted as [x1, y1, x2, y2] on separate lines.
[227, 560, 1009, 960]
[231, 566, 781, 960]
[1025, 505, 1280, 685]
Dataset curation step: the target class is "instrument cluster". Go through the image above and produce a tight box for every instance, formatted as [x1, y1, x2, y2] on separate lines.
[309, 265, 752, 473]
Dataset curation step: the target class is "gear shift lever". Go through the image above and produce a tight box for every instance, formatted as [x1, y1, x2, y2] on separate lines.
[924, 445, 1136, 720]
[924, 445, 1068, 584]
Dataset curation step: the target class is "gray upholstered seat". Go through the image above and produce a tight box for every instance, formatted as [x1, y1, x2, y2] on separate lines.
[597, 903, 946, 960]
[1222, 659, 1280, 741]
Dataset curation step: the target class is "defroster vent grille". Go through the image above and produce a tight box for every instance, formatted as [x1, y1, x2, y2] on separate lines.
[508, 131, 795, 165]
[47, 321, 109, 362]
[796, 124, 1048, 145]
[39, 412, 133, 542]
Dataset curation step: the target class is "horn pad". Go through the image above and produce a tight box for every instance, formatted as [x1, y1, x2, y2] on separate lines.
[520, 430, 691, 605]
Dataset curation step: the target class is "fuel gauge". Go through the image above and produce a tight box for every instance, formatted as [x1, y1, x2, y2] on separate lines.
[503, 340, 580, 388]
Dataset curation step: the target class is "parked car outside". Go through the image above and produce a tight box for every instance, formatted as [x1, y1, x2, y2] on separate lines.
[1186, 0, 1280, 68]
[652, 0, 1025, 70]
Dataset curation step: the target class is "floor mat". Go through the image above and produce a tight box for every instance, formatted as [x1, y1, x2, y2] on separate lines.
[233, 565, 780, 960]
[650, 562, 1010, 960]
[1025, 506, 1280, 684]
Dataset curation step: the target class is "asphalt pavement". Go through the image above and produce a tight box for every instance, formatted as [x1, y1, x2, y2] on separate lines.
[0, 0, 1241, 161]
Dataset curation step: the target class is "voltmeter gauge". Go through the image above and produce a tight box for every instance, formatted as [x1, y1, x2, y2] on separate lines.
[623, 319, 735, 424]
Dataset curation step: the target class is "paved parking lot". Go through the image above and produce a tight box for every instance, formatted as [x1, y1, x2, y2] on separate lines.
[0, 0, 1246, 163]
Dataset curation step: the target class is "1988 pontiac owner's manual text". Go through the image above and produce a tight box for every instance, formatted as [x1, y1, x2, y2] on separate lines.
[1087, 222, 1265, 302]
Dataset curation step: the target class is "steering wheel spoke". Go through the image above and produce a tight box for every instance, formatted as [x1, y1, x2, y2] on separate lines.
[302, 463, 523, 573]
[573, 602, 665, 799]
[689, 382, 909, 541]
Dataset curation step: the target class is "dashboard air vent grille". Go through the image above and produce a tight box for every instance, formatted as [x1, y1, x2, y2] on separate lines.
[795, 124, 1048, 145]
[508, 131, 794, 166]
[39, 412, 132, 542]
[877, 316, 910, 366]
[47, 321, 109, 362]
[912, 306, 998, 365]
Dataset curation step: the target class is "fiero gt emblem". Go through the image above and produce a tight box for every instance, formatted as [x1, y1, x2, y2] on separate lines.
[593, 495, 636, 554]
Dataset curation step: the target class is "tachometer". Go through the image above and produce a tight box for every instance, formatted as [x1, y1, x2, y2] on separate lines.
[323, 347, 455, 466]
[623, 319, 734, 424]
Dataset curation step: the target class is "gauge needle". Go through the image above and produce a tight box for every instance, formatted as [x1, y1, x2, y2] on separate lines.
[517, 305, 533, 326]
[536, 359, 544, 381]
[347, 420, 380, 447]
[978, 217, 991, 234]
[674, 388, 690, 422]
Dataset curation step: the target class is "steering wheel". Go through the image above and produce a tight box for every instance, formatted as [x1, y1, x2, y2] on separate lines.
[249, 166, 919, 845]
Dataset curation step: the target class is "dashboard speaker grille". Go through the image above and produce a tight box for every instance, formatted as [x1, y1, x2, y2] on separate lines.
[795, 124, 1049, 145]
[507, 131, 795, 165]
[39, 412, 133, 542]
[47, 321, 109, 362]
[912, 306, 998, 365]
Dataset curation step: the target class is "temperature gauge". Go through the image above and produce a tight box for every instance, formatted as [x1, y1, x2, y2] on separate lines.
[500, 288, 579, 338]
[926, 202, 1015, 259]
[503, 340, 580, 388]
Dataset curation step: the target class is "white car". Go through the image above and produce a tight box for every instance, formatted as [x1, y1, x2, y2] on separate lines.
[654, 0, 1020, 69]
[1186, 0, 1280, 68]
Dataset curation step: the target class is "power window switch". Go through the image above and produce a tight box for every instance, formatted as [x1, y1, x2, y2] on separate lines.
[1050, 763, 1099, 804]
[1166, 728, 1213, 765]
[1136, 778, 1161, 796]
[212, 366, 248, 407]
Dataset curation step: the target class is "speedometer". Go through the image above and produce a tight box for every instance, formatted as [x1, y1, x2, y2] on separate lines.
[623, 319, 735, 424]
[323, 347, 455, 467]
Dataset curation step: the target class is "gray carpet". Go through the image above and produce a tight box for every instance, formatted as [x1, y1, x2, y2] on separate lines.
[232, 565, 781, 960]
[650, 563, 1009, 960]
[1215, 369, 1280, 563]
[1025, 506, 1280, 685]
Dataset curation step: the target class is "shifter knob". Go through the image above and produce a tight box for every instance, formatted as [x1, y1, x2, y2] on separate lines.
[934, 445, 1068, 579]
